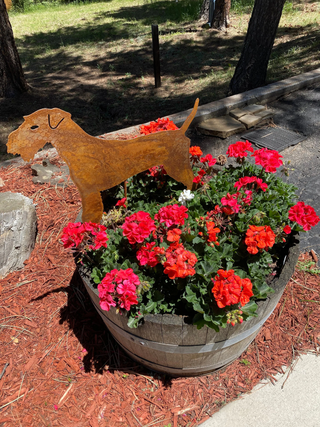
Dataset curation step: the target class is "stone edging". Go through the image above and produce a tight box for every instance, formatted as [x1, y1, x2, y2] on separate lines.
[103, 67, 320, 136]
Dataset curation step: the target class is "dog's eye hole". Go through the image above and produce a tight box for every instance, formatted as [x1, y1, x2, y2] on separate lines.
[30, 125, 39, 130]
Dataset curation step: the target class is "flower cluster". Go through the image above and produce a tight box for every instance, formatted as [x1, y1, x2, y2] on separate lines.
[123, 206, 197, 281]
[288, 201, 319, 231]
[140, 118, 178, 135]
[234, 176, 268, 192]
[227, 140, 253, 159]
[178, 189, 195, 206]
[211, 270, 254, 308]
[163, 243, 197, 280]
[252, 147, 283, 173]
[61, 222, 108, 250]
[245, 225, 276, 255]
[155, 204, 188, 227]
[63, 127, 319, 331]
[121, 211, 156, 244]
[188, 146, 217, 186]
[98, 268, 140, 311]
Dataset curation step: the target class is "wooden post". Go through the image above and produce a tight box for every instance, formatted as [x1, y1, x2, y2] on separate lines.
[152, 24, 161, 88]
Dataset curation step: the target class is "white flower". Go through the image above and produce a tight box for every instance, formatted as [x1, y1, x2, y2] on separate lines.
[178, 189, 194, 206]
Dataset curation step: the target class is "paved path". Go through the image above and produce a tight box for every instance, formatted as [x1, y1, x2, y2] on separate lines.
[200, 352, 320, 427]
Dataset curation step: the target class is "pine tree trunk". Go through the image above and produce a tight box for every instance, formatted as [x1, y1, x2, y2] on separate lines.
[230, 0, 286, 94]
[0, 0, 28, 98]
[199, 0, 210, 22]
[211, 0, 231, 30]
[199, 0, 231, 30]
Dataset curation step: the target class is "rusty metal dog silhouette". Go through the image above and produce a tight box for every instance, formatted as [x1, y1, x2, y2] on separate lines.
[7, 99, 199, 223]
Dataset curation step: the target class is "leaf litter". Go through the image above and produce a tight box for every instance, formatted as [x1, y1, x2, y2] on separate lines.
[0, 155, 319, 426]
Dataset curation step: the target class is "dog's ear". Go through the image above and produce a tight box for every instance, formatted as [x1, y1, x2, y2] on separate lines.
[48, 108, 71, 130]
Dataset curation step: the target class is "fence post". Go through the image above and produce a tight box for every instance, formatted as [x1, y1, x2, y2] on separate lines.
[152, 24, 161, 88]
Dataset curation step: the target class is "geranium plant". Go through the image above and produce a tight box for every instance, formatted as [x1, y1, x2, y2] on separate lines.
[61, 122, 319, 331]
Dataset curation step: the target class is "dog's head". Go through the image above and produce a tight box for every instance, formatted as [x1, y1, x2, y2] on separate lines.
[7, 108, 71, 162]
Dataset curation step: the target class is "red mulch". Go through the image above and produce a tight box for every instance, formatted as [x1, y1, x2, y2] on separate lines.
[0, 155, 320, 427]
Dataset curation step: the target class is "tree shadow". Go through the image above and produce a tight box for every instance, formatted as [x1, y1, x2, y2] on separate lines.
[1, 2, 319, 159]
[35, 268, 174, 386]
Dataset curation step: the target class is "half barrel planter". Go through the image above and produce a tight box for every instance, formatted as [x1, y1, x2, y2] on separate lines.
[78, 234, 299, 377]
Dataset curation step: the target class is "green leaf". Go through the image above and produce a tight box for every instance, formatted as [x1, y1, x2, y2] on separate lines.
[91, 267, 103, 284]
[241, 300, 258, 317]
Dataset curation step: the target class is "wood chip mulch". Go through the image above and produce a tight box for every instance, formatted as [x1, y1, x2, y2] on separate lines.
[0, 155, 320, 427]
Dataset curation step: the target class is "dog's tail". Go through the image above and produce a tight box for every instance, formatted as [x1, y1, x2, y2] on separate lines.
[179, 98, 199, 134]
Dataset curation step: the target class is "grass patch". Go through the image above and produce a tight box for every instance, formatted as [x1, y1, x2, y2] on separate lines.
[0, 0, 319, 159]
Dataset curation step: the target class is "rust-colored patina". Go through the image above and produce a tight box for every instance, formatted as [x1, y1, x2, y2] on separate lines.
[7, 99, 199, 223]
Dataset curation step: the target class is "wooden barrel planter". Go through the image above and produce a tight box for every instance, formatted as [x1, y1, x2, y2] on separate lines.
[77, 234, 299, 377]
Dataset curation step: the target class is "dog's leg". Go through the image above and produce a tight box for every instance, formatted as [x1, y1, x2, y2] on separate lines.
[164, 155, 194, 190]
[81, 192, 104, 223]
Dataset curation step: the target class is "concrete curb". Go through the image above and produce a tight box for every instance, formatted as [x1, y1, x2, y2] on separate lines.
[102, 67, 320, 136]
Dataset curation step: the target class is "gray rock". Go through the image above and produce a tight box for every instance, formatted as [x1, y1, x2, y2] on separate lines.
[31, 159, 70, 186]
[0, 192, 37, 279]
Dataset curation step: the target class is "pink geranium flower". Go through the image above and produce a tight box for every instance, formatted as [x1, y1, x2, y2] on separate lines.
[98, 268, 140, 312]
[221, 193, 241, 214]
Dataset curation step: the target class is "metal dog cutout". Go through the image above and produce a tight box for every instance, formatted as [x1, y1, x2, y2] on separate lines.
[7, 99, 199, 223]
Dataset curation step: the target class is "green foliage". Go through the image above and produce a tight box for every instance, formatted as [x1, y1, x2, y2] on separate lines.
[231, 0, 254, 14]
[297, 260, 320, 275]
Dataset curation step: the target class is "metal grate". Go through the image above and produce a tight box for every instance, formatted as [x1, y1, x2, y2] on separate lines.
[241, 127, 305, 152]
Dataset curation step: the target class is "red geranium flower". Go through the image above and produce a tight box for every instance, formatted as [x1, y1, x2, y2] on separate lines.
[61, 222, 108, 250]
[245, 225, 276, 255]
[200, 153, 217, 167]
[116, 197, 127, 208]
[136, 242, 164, 267]
[163, 243, 197, 280]
[226, 140, 253, 158]
[206, 221, 220, 245]
[193, 168, 206, 184]
[283, 225, 292, 234]
[288, 201, 320, 231]
[221, 193, 241, 215]
[155, 204, 188, 228]
[234, 176, 268, 192]
[140, 118, 178, 135]
[189, 146, 203, 157]
[122, 211, 156, 244]
[167, 228, 182, 242]
[251, 148, 283, 173]
[211, 269, 253, 308]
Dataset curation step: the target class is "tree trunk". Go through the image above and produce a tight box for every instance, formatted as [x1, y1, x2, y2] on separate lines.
[199, 0, 231, 30]
[0, 0, 28, 98]
[230, 0, 286, 94]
